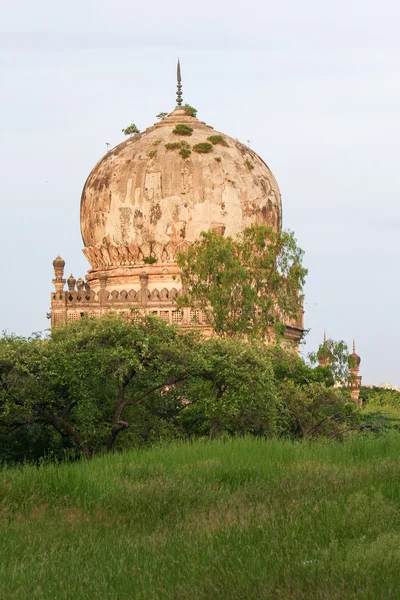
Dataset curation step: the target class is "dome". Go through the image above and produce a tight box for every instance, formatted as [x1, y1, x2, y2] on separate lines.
[80, 107, 281, 270]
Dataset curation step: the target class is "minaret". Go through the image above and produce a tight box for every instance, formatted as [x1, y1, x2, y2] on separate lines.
[317, 331, 331, 367]
[349, 340, 362, 405]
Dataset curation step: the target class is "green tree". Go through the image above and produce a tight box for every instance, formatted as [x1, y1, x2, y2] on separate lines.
[0, 316, 197, 458]
[176, 225, 307, 339]
[277, 380, 357, 439]
[122, 123, 140, 136]
[176, 337, 278, 438]
[309, 338, 354, 386]
[156, 112, 168, 120]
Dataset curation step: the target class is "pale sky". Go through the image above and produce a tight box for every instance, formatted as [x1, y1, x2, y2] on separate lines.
[1, 0, 400, 385]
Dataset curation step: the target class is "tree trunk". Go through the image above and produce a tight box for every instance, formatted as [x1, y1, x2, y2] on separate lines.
[46, 414, 91, 459]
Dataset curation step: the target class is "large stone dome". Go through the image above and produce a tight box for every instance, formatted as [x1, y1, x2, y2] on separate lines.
[51, 95, 303, 345]
[80, 107, 281, 268]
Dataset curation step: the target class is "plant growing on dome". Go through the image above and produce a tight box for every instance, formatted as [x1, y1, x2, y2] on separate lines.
[208, 135, 229, 147]
[122, 123, 140, 136]
[193, 143, 213, 154]
[172, 124, 193, 136]
[183, 104, 198, 117]
[147, 150, 157, 159]
[156, 112, 168, 120]
[165, 142, 181, 150]
[143, 256, 157, 265]
[165, 140, 192, 158]
[179, 148, 191, 158]
[176, 225, 307, 340]
[244, 158, 254, 171]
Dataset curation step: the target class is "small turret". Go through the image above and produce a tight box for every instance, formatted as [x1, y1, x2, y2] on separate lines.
[317, 331, 331, 367]
[349, 340, 362, 405]
[53, 256, 65, 280]
[67, 274, 76, 292]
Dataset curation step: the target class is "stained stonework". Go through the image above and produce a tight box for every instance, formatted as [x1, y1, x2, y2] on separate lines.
[51, 104, 304, 346]
[81, 108, 281, 253]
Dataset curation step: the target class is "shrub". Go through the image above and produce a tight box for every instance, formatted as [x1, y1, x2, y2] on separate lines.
[208, 135, 229, 147]
[147, 150, 157, 159]
[143, 256, 157, 265]
[165, 141, 191, 158]
[172, 124, 193, 136]
[193, 143, 213, 154]
[179, 148, 191, 158]
[183, 104, 198, 117]
[245, 158, 254, 171]
[122, 124, 140, 136]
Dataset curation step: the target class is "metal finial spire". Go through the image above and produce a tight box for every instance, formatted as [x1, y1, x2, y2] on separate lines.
[353, 339, 356, 353]
[323, 330, 327, 343]
[176, 59, 183, 106]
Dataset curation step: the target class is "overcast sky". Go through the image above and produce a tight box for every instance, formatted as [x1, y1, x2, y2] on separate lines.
[1, 0, 399, 385]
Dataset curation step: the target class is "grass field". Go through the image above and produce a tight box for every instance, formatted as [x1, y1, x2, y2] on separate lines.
[1, 436, 400, 599]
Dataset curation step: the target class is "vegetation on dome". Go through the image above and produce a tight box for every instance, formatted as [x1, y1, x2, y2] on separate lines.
[179, 147, 191, 158]
[214, 157, 222, 162]
[156, 112, 168, 120]
[245, 158, 255, 171]
[193, 142, 213, 154]
[208, 135, 229, 147]
[165, 142, 181, 150]
[143, 256, 157, 264]
[182, 104, 198, 117]
[172, 124, 193, 136]
[147, 150, 157, 159]
[121, 123, 140, 136]
[165, 140, 192, 158]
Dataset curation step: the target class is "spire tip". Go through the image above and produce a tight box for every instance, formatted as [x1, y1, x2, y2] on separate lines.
[176, 59, 183, 106]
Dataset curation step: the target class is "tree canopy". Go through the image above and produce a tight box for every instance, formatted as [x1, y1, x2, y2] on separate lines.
[176, 225, 307, 339]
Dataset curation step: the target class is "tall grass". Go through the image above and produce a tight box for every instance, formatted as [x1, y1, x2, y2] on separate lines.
[1, 436, 400, 599]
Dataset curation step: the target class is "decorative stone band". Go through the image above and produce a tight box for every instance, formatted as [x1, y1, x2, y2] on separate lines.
[82, 240, 193, 270]
[52, 287, 182, 304]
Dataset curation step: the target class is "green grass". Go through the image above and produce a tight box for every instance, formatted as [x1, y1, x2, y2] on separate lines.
[1, 436, 400, 599]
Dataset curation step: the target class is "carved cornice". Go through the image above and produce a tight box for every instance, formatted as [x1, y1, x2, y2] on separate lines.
[82, 241, 193, 269]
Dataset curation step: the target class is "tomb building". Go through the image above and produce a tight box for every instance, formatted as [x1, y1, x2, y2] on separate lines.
[50, 62, 304, 344]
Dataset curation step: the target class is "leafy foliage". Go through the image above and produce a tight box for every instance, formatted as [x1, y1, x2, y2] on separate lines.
[180, 338, 278, 438]
[176, 225, 307, 340]
[0, 317, 196, 458]
[156, 112, 168, 120]
[121, 123, 140, 136]
[179, 148, 191, 158]
[309, 339, 354, 385]
[208, 135, 229, 147]
[244, 158, 254, 171]
[165, 140, 191, 158]
[172, 124, 193, 136]
[165, 142, 181, 150]
[278, 380, 356, 439]
[0, 314, 367, 462]
[193, 142, 213, 153]
[183, 104, 198, 117]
